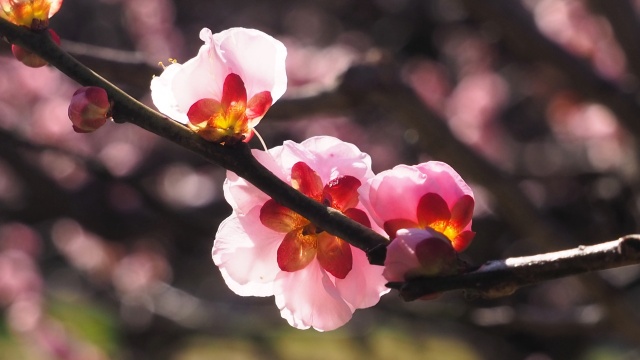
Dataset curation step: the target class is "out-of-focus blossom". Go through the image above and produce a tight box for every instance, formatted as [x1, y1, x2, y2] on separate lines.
[382, 228, 458, 283]
[532, 0, 626, 80]
[366, 161, 475, 252]
[213, 136, 388, 331]
[67, 86, 110, 133]
[0, 0, 62, 28]
[11, 28, 60, 68]
[151, 27, 287, 144]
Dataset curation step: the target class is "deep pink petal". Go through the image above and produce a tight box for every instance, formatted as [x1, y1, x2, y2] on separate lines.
[383, 218, 419, 239]
[221, 73, 247, 110]
[260, 199, 303, 233]
[317, 233, 352, 279]
[452, 230, 476, 252]
[343, 208, 371, 228]
[274, 263, 353, 331]
[323, 175, 361, 211]
[416, 193, 451, 230]
[246, 91, 273, 125]
[212, 209, 282, 296]
[414, 236, 458, 275]
[450, 195, 475, 231]
[277, 228, 317, 273]
[187, 98, 221, 126]
[291, 162, 323, 200]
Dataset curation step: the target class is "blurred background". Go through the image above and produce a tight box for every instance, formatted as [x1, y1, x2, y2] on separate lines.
[1, 0, 640, 358]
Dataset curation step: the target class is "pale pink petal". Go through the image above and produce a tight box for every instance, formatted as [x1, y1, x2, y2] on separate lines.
[212, 208, 282, 296]
[211, 27, 288, 102]
[282, 137, 374, 185]
[152, 26, 284, 125]
[382, 228, 445, 282]
[150, 63, 190, 123]
[165, 44, 221, 122]
[274, 262, 353, 331]
[336, 246, 389, 309]
[223, 146, 287, 214]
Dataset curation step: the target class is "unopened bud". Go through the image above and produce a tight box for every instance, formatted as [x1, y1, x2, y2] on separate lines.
[11, 29, 60, 68]
[383, 228, 459, 282]
[68, 87, 111, 133]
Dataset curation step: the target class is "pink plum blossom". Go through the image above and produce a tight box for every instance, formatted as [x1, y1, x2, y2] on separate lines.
[212, 136, 388, 331]
[150, 27, 287, 144]
[366, 161, 475, 252]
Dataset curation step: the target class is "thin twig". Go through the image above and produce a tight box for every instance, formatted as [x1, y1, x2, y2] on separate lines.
[388, 235, 640, 301]
[0, 19, 389, 263]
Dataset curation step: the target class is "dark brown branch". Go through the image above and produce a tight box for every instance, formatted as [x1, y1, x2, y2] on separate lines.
[388, 235, 640, 301]
[0, 19, 389, 263]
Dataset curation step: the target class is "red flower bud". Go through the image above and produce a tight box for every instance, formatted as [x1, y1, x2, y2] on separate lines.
[11, 29, 60, 68]
[68, 86, 110, 133]
[383, 228, 459, 282]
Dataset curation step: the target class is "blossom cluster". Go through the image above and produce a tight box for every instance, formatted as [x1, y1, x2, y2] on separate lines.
[4, 7, 475, 331]
[146, 27, 476, 331]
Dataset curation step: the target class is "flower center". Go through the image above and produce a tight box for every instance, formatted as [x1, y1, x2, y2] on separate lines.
[259, 161, 370, 279]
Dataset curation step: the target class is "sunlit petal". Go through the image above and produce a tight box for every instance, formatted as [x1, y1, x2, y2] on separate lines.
[260, 199, 303, 233]
[290, 162, 323, 200]
[317, 233, 352, 279]
[323, 175, 361, 211]
[277, 228, 317, 273]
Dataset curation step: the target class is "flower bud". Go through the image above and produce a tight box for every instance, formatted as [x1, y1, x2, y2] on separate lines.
[11, 29, 60, 68]
[68, 87, 111, 133]
[383, 228, 459, 283]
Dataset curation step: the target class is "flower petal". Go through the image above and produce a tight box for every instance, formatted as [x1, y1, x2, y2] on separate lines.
[291, 162, 323, 200]
[382, 228, 426, 282]
[452, 230, 476, 252]
[274, 264, 353, 331]
[260, 199, 303, 233]
[48, 0, 62, 17]
[220, 73, 247, 110]
[383, 218, 419, 239]
[450, 194, 475, 231]
[277, 228, 317, 273]
[297, 137, 374, 185]
[343, 208, 371, 228]
[212, 209, 282, 296]
[366, 165, 427, 227]
[416, 193, 451, 231]
[246, 91, 273, 127]
[211, 27, 288, 102]
[187, 98, 221, 126]
[317, 233, 352, 279]
[335, 247, 389, 309]
[323, 175, 361, 211]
